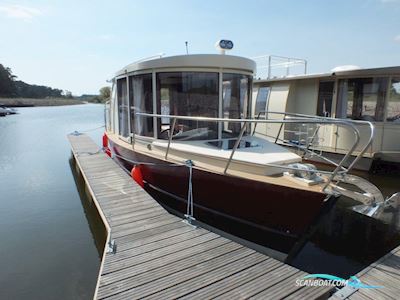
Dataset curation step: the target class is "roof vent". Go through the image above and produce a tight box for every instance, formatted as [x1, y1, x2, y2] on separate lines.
[331, 65, 362, 72]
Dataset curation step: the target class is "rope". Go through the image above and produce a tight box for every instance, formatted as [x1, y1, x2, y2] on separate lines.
[79, 125, 105, 133]
[72, 137, 197, 225]
[109, 148, 196, 224]
[74, 148, 103, 157]
[184, 160, 196, 225]
[109, 148, 186, 168]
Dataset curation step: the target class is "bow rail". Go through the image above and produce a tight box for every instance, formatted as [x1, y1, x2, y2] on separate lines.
[134, 111, 373, 193]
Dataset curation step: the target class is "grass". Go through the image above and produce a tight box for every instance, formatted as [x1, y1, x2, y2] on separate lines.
[0, 97, 85, 107]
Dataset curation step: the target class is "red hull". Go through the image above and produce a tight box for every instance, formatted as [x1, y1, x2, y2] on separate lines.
[111, 141, 333, 253]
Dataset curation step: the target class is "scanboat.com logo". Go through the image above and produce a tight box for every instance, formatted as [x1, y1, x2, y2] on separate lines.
[296, 274, 383, 289]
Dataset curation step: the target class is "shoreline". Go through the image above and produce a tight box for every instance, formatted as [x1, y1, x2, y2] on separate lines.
[0, 98, 86, 107]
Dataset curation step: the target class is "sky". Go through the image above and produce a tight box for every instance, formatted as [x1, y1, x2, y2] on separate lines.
[0, 0, 399, 95]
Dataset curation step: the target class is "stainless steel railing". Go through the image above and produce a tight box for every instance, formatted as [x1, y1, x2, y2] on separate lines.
[253, 110, 374, 174]
[133, 111, 370, 193]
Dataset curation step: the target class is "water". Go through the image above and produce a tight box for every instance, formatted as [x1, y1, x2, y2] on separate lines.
[0, 105, 106, 299]
[292, 172, 400, 278]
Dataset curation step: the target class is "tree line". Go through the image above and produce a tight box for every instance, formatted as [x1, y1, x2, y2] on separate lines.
[0, 63, 64, 98]
[1, 63, 111, 102]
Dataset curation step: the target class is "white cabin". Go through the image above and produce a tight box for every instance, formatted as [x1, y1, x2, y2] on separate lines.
[252, 66, 400, 166]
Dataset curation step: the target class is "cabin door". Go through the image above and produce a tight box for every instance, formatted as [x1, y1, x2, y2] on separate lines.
[265, 84, 290, 141]
[317, 81, 334, 117]
[315, 81, 335, 149]
[253, 86, 271, 136]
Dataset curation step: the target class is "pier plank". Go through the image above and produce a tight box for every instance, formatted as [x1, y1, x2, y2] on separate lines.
[330, 244, 400, 299]
[97, 242, 243, 299]
[178, 258, 281, 299]
[68, 134, 333, 300]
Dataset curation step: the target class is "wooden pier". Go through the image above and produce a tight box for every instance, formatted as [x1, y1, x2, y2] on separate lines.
[69, 133, 334, 299]
[330, 244, 400, 300]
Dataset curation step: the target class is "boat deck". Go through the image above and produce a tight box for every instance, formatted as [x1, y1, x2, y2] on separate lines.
[330, 244, 400, 300]
[68, 133, 333, 299]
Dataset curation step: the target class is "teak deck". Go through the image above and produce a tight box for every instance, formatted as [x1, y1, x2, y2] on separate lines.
[330, 244, 400, 300]
[68, 133, 333, 299]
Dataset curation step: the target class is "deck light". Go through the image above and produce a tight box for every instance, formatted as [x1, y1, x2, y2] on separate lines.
[215, 39, 234, 54]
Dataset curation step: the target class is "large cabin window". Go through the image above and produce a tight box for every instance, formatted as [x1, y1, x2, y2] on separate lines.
[387, 77, 400, 122]
[222, 73, 252, 136]
[336, 77, 388, 121]
[129, 74, 153, 137]
[117, 77, 129, 138]
[254, 86, 270, 116]
[156, 72, 219, 140]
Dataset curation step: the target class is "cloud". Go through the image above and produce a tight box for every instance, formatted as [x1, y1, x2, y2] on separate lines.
[395, 35, 400, 42]
[0, 4, 42, 21]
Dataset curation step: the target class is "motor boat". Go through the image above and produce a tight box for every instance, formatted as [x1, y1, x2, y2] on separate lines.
[0, 106, 18, 115]
[103, 48, 399, 259]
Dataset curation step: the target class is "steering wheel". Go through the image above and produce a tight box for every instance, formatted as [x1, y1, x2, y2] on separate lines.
[160, 126, 172, 136]
[160, 124, 190, 139]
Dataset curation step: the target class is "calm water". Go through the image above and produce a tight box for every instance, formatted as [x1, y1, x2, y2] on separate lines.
[292, 171, 400, 277]
[0, 104, 399, 299]
[0, 104, 105, 299]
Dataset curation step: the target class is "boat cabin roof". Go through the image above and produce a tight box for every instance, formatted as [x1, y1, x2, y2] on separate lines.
[116, 54, 256, 77]
[255, 65, 400, 84]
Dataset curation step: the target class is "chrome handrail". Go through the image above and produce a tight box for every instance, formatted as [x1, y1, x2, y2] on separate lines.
[134, 111, 363, 192]
[254, 110, 374, 174]
[165, 117, 177, 159]
[136, 112, 359, 126]
[224, 121, 248, 173]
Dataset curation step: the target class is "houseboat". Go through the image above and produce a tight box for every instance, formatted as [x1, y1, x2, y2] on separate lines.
[253, 65, 400, 172]
[104, 50, 398, 258]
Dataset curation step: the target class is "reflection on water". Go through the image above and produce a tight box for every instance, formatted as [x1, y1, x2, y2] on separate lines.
[0, 105, 105, 299]
[292, 172, 400, 278]
[69, 157, 107, 257]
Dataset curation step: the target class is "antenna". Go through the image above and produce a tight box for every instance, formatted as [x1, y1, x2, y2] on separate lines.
[185, 41, 189, 54]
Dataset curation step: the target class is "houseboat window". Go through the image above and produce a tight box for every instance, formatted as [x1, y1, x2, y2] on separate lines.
[105, 101, 111, 131]
[336, 77, 387, 121]
[222, 73, 252, 136]
[117, 77, 130, 137]
[387, 77, 400, 122]
[129, 74, 153, 137]
[156, 72, 219, 140]
[317, 81, 334, 117]
[254, 87, 270, 116]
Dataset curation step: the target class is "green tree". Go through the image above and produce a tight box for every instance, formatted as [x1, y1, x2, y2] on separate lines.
[64, 90, 73, 99]
[0, 64, 17, 97]
[99, 86, 111, 101]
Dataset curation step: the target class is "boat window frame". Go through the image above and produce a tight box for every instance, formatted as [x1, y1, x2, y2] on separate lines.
[222, 72, 253, 137]
[121, 67, 253, 142]
[316, 81, 335, 117]
[109, 80, 118, 134]
[116, 76, 131, 142]
[254, 85, 271, 116]
[335, 75, 391, 123]
[129, 73, 154, 138]
[386, 76, 400, 123]
[155, 70, 221, 141]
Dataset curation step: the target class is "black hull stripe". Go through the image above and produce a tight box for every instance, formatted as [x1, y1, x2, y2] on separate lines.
[146, 182, 298, 239]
